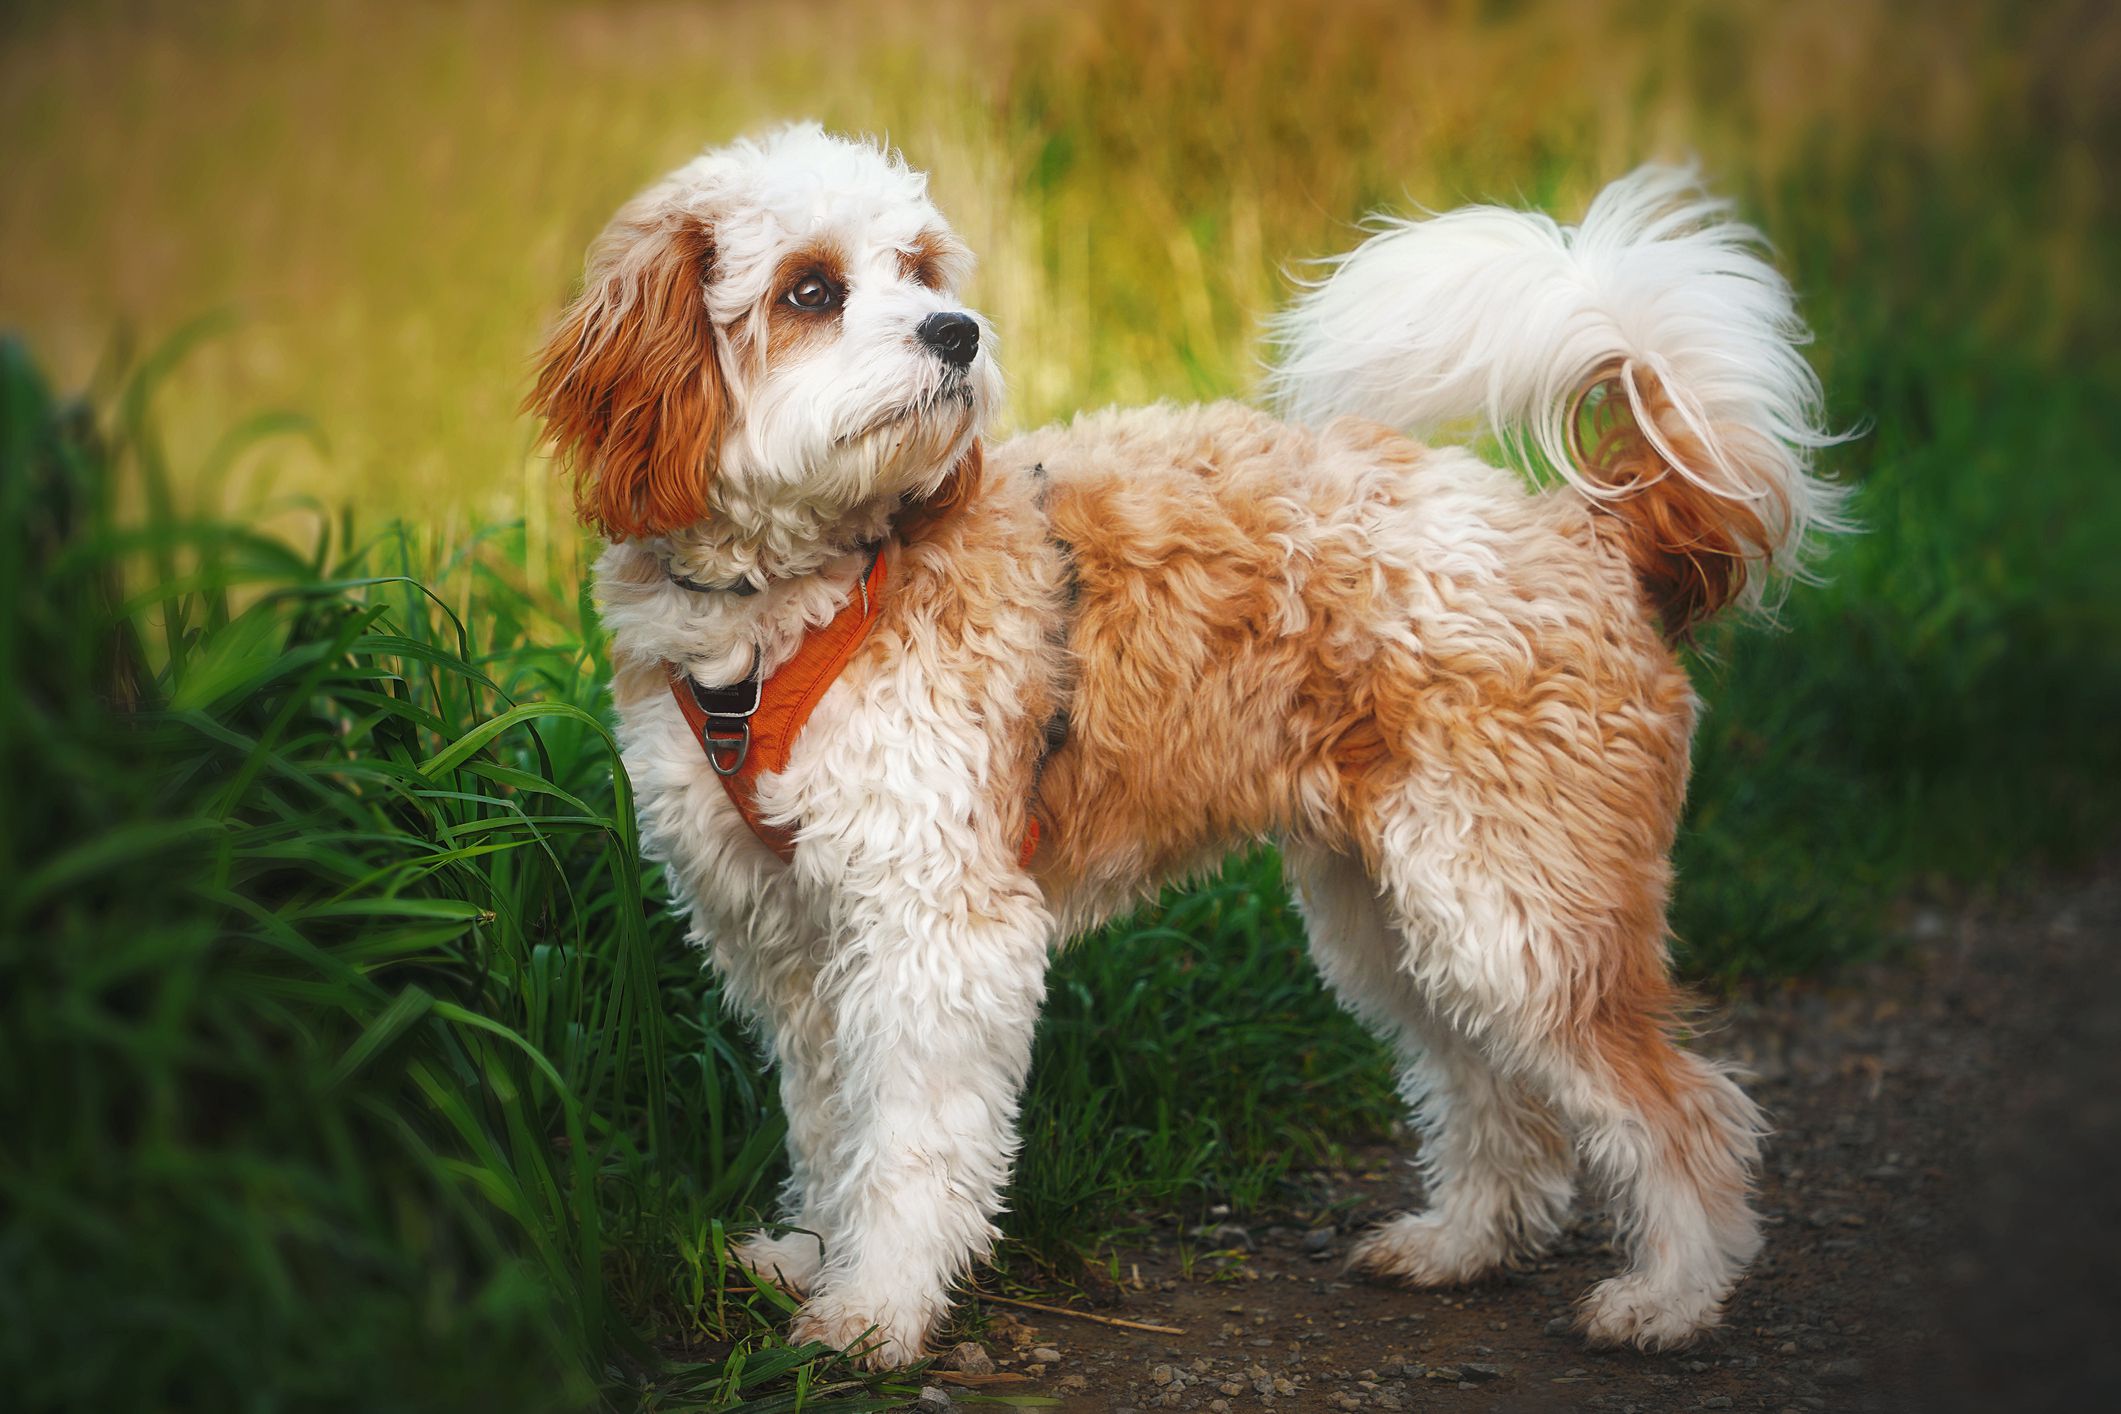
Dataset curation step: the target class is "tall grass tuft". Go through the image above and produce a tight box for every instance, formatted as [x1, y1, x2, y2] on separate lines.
[0, 336, 919, 1409]
[0, 332, 1400, 1408]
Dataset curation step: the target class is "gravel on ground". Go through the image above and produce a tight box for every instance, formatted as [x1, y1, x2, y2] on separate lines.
[924, 860, 2121, 1412]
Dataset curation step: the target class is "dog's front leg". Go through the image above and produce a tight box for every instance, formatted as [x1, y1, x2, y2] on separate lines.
[783, 840, 1051, 1368]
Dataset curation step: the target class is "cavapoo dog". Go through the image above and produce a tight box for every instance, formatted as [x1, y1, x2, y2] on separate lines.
[528, 124, 1843, 1368]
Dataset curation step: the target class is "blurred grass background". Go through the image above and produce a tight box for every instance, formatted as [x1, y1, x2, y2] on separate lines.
[4, 0, 2119, 1408]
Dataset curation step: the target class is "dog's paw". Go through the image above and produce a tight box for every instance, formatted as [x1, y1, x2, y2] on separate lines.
[731, 1230, 824, 1297]
[1346, 1212, 1508, 1287]
[1574, 1273, 1722, 1351]
[789, 1292, 930, 1370]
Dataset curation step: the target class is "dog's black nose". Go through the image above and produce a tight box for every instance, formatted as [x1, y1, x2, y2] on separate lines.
[916, 312, 980, 369]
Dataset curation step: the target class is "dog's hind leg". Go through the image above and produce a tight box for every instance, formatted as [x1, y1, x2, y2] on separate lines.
[1285, 843, 1576, 1285]
[1347, 761, 1766, 1350]
[1534, 1005, 1765, 1349]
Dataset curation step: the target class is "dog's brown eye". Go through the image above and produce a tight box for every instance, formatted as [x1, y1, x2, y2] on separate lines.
[785, 274, 839, 311]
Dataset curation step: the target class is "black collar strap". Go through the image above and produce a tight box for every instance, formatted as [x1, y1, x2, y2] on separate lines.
[683, 644, 764, 722]
[666, 533, 892, 601]
[668, 567, 762, 596]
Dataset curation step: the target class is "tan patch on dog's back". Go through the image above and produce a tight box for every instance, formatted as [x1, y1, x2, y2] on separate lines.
[1007, 403, 1695, 989]
[1009, 406, 1424, 907]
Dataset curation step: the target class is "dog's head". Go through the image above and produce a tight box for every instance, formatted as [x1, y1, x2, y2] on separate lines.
[529, 124, 998, 541]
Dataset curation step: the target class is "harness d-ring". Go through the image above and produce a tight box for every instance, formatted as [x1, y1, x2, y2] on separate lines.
[702, 723, 751, 776]
[685, 646, 763, 778]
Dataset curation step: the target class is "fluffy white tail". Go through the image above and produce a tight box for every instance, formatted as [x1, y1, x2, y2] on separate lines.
[1266, 165, 1849, 634]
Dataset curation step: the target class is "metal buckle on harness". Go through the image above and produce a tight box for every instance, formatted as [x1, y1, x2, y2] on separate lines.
[686, 647, 763, 778]
[702, 723, 750, 776]
[857, 538, 882, 618]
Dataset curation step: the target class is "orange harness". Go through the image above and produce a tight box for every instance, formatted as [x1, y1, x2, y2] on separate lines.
[666, 543, 1040, 866]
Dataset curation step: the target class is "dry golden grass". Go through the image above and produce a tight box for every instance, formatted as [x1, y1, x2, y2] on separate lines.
[5, 0, 2105, 533]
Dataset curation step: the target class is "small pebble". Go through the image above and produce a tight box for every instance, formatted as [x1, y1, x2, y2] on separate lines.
[1816, 1357, 1865, 1385]
[1030, 1346, 1062, 1363]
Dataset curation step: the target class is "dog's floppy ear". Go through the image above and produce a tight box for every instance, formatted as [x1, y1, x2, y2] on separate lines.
[527, 209, 727, 539]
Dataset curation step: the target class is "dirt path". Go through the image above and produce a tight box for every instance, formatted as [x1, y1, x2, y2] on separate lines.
[935, 862, 2121, 1412]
